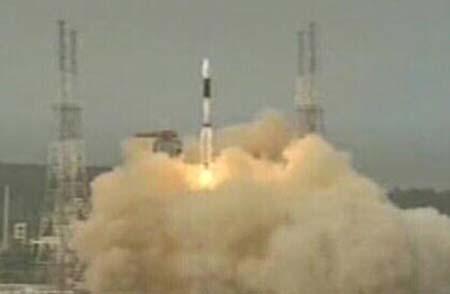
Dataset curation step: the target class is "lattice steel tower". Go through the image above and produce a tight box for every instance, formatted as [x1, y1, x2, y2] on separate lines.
[38, 20, 89, 290]
[295, 22, 324, 136]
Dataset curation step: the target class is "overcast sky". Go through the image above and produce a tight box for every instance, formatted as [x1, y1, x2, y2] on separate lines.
[0, 0, 449, 189]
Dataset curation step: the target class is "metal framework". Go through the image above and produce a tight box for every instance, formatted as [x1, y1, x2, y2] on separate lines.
[295, 22, 325, 136]
[36, 20, 88, 292]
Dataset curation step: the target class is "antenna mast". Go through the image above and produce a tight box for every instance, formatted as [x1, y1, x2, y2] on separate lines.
[295, 21, 324, 136]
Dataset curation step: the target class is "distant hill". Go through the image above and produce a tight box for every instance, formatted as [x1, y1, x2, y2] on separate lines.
[388, 188, 450, 215]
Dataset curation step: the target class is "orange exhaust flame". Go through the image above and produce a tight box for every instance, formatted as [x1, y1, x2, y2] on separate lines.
[198, 167, 215, 190]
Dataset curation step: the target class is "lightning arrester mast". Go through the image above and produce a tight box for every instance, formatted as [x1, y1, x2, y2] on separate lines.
[295, 21, 324, 136]
[200, 58, 213, 168]
[69, 29, 78, 98]
[38, 20, 89, 290]
[308, 21, 317, 100]
[58, 20, 69, 101]
[295, 30, 306, 106]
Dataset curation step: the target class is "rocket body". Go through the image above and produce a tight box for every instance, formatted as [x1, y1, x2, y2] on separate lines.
[200, 59, 213, 168]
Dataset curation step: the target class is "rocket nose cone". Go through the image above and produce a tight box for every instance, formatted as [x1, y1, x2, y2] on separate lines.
[202, 58, 210, 78]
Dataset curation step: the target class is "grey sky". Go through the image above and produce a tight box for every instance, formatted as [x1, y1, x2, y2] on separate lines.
[0, 0, 449, 189]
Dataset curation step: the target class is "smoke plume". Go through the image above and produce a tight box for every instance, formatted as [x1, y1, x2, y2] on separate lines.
[74, 113, 450, 294]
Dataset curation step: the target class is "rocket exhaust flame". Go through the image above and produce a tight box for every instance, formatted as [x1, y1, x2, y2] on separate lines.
[198, 166, 215, 190]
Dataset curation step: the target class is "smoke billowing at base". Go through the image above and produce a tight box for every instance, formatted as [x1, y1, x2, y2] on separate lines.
[74, 113, 450, 294]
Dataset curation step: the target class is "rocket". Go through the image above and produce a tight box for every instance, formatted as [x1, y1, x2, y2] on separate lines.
[200, 58, 213, 169]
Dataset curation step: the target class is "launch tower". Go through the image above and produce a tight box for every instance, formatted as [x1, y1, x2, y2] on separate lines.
[37, 20, 89, 291]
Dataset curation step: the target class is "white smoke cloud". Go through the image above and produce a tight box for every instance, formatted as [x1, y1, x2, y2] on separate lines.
[74, 112, 450, 294]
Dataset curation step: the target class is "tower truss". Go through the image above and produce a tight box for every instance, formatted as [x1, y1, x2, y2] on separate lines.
[295, 22, 325, 136]
[36, 20, 89, 292]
